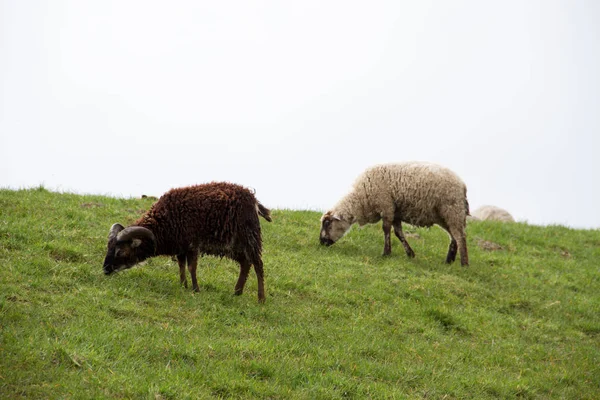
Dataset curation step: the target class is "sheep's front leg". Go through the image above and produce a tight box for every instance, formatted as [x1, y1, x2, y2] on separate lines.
[186, 250, 200, 292]
[177, 254, 188, 288]
[393, 220, 415, 258]
[382, 220, 392, 256]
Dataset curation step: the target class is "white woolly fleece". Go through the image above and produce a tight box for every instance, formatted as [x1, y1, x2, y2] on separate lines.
[330, 162, 468, 230]
[472, 205, 514, 222]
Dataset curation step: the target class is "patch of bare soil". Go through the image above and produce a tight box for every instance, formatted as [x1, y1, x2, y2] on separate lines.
[476, 238, 502, 251]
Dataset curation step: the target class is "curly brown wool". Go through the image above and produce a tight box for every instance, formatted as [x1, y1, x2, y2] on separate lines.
[103, 182, 271, 302]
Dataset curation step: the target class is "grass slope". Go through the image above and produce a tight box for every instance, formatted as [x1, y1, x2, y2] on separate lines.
[1, 187, 599, 399]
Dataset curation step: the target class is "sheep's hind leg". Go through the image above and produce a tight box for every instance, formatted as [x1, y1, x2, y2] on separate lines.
[393, 220, 415, 258]
[453, 229, 469, 267]
[253, 258, 266, 303]
[438, 220, 459, 264]
[186, 250, 200, 292]
[234, 260, 251, 296]
[446, 238, 458, 264]
[382, 220, 393, 256]
[177, 254, 188, 288]
[446, 224, 468, 267]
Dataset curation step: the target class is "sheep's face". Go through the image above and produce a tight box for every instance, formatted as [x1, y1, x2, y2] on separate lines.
[103, 240, 144, 275]
[103, 224, 156, 275]
[320, 212, 351, 246]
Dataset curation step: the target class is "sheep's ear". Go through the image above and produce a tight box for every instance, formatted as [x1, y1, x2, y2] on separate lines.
[131, 238, 142, 248]
[332, 214, 342, 221]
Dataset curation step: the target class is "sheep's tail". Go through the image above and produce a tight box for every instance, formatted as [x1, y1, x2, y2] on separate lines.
[257, 202, 272, 222]
[464, 187, 470, 216]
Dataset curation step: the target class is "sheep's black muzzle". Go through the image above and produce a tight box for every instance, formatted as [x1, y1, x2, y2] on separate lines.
[103, 254, 115, 275]
[320, 237, 335, 246]
[103, 264, 115, 275]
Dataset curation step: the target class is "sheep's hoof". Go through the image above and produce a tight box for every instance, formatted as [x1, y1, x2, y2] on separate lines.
[406, 251, 415, 258]
[192, 286, 200, 293]
[234, 290, 243, 296]
[258, 297, 266, 304]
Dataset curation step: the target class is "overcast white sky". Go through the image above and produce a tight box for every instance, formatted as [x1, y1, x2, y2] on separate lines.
[1, 1, 599, 229]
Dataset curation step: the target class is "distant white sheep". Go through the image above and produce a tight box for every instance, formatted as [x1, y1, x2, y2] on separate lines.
[471, 205, 514, 222]
[320, 162, 470, 266]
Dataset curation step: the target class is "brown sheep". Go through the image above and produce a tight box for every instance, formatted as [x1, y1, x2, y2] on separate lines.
[103, 182, 272, 302]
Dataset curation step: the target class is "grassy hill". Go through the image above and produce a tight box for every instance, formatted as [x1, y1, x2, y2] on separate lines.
[1, 187, 599, 399]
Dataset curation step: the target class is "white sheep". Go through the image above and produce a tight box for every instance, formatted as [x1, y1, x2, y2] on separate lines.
[471, 205, 515, 222]
[320, 162, 470, 266]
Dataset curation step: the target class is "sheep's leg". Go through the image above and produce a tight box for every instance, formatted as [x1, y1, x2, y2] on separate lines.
[234, 260, 251, 296]
[253, 258, 266, 303]
[177, 254, 188, 288]
[382, 220, 393, 256]
[186, 250, 200, 292]
[458, 235, 469, 267]
[438, 220, 459, 264]
[392, 220, 415, 258]
[449, 226, 469, 267]
[446, 238, 458, 264]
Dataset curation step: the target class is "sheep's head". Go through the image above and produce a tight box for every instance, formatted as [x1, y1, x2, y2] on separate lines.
[103, 224, 156, 275]
[320, 211, 351, 246]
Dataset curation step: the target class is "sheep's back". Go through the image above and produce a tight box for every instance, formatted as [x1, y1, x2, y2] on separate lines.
[137, 183, 262, 257]
[355, 162, 467, 226]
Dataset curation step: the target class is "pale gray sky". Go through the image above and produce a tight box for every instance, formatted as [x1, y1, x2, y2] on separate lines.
[1, 1, 599, 228]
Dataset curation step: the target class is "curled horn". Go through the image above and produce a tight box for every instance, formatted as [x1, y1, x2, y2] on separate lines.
[108, 223, 124, 241]
[116, 226, 157, 254]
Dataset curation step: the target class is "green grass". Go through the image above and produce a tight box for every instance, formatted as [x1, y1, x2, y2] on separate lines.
[1, 187, 599, 399]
